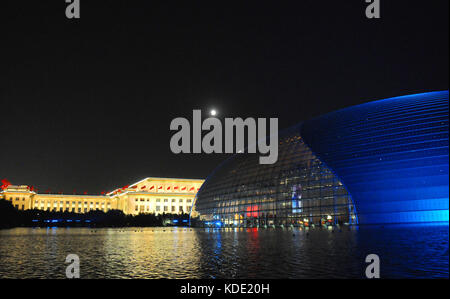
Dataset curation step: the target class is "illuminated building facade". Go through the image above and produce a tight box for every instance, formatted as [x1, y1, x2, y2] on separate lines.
[0, 177, 204, 216]
[195, 91, 449, 226]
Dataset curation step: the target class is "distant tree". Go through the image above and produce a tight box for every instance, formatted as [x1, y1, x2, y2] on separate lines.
[0, 199, 20, 228]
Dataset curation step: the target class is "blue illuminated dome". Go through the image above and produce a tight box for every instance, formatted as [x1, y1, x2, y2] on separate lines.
[195, 91, 449, 226]
[301, 91, 449, 224]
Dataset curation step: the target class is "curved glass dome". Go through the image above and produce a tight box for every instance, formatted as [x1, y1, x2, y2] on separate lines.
[194, 91, 449, 226]
[301, 91, 449, 224]
[194, 125, 356, 227]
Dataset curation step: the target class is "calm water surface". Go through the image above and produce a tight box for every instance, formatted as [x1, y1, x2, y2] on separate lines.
[0, 224, 448, 279]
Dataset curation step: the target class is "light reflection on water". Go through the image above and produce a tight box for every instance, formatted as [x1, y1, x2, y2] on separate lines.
[0, 224, 448, 279]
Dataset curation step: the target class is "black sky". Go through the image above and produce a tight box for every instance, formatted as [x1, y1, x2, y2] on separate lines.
[1, 0, 448, 194]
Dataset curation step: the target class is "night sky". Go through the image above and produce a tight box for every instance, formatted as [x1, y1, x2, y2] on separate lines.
[1, 1, 448, 194]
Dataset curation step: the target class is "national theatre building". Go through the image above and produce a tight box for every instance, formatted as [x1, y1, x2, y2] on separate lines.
[194, 91, 449, 226]
[0, 177, 204, 216]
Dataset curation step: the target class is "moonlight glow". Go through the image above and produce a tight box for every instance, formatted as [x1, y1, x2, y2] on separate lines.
[210, 109, 217, 116]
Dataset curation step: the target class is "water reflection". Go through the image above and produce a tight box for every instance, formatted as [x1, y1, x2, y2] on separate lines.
[0, 224, 448, 279]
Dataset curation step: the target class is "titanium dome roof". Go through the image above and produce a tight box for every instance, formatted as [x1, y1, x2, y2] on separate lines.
[301, 90, 449, 224]
[195, 91, 449, 225]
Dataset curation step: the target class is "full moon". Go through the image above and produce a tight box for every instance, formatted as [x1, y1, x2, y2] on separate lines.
[210, 109, 217, 116]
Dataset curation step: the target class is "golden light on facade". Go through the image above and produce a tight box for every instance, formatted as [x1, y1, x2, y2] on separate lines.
[0, 177, 204, 216]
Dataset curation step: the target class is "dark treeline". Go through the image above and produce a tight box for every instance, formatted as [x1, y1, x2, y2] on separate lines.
[0, 199, 200, 229]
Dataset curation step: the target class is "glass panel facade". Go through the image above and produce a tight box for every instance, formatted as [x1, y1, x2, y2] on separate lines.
[195, 126, 356, 227]
[301, 91, 449, 224]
